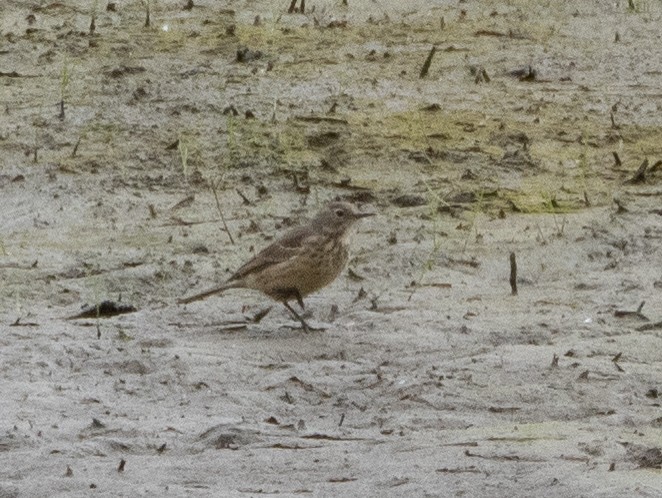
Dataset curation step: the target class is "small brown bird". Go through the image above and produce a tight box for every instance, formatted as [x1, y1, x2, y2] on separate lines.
[178, 201, 373, 332]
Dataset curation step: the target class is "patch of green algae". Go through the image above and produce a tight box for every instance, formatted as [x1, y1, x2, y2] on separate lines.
[51, 9, 662, 215]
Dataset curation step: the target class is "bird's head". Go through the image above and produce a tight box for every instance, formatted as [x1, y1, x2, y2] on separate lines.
[315, 201, 374, 234]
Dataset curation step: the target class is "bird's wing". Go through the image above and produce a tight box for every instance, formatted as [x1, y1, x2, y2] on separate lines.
[228, 226, 320, 281]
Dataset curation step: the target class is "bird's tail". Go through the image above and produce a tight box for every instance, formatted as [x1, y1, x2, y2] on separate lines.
[177, 281, 240, 305]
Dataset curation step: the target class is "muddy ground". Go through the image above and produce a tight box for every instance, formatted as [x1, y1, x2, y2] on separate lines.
[2, 0, 662, 496]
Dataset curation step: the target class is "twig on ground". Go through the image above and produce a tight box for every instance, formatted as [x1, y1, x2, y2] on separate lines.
[614, 301, 648, 321]
[210, 179, 235, 244]
[419, 45, 436, 78]
[509, 252, 517, 295]
[625, 159, 648, 184]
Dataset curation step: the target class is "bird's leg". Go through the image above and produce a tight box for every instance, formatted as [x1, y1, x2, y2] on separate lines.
[274, 287, 305, 310]
[294, 289, 305, 310]
[283, 301, 313, 333]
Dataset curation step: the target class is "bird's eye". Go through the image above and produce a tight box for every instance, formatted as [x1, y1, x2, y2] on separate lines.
[335, 209, 345, 217]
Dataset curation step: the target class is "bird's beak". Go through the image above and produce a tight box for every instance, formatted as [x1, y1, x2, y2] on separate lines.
[354, 211, 375, 219]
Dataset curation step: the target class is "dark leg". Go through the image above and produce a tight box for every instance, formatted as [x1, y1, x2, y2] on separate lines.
[273, 287, 305, 310]
[283, 301, 311, 333]
[294, 289, 305, 310]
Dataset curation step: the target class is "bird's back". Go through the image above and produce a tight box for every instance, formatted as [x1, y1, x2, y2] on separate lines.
[230, 225, 349, 300]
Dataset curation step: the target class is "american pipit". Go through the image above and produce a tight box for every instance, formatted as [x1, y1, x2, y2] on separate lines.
[178, 201, 373, 332]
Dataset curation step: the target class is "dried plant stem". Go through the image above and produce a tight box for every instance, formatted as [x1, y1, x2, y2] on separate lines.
[210, 180, 235, 245]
